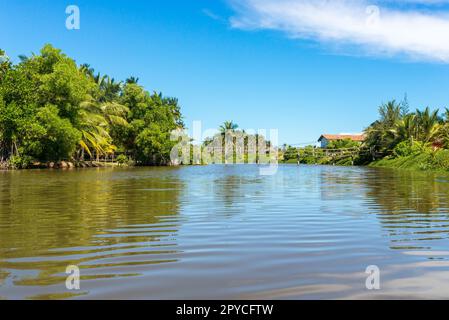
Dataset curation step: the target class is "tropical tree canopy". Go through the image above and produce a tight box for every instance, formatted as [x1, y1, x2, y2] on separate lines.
[0, 44, 184, 166]
[365, 99, 447, 154]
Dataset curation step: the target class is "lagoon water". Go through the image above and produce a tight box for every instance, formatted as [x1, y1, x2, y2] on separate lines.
[1, 165, 449, 299]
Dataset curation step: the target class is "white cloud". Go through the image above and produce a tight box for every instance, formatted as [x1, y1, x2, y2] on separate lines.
[202, 9, 222, 21]
[229, 0, 449, 62]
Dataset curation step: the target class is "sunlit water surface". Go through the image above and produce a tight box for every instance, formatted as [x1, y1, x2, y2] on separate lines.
[1, 165, 449, 299]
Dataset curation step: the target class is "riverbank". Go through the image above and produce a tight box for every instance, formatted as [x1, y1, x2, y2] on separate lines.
[370, 150, 449, 173]
[0, 160, 125, 170]
[1, 45, 184, 171]
[281, 148, 449, 174]
[4, 151, 449, 173]
[281, 155, 363, 166]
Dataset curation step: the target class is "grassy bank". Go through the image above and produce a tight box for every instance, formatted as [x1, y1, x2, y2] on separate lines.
[370, 149, 449, 173]
[281, 143, 449, 173]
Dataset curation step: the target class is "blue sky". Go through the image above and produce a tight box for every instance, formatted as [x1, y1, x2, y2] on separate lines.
[2, 0, 449, 145]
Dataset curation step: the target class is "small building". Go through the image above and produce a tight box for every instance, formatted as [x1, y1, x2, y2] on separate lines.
[318, 134, 365, 148]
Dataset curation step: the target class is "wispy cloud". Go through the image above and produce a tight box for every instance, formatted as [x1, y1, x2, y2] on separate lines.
[202, 8, 225, 22]
[228, 0, 449, 62]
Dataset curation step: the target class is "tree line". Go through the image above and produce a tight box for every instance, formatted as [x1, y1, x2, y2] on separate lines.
[0, 45, 184, 168]
[281, 96, 449, 170]
[364, 98, 449, 171]
[365, 98, 449, 155]
[201, 121, 276, 164]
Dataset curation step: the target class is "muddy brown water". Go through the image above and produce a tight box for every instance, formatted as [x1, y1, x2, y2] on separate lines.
[1, 165, 449, 299]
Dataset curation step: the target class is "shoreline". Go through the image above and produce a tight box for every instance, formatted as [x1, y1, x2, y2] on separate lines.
[3, 156, 449, 174]
[282, 157, 449, 175]
[0, 160, 125, 170]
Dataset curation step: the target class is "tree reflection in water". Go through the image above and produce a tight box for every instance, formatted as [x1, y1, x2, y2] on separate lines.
[0, 168, 184, 297]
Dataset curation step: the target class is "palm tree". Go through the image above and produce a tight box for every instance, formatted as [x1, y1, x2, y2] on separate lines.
[219, 121, 239, 133]
[18, 54, 29, 62]
[79, 63, 95, 78]
[394, 113, 416, 144]
[365, 101, 403, 153]
[126, 76, 139, 84]
[379, 100, 402, 127]
[99, 77, 122, 103]
[415, 107, 441, 142]
[438, 110, 449, 148]
[94, 73, 106, 85]
[365, 101, 446, 156]
[77, 96, 129, 160]
[217, 121, 239, 164]
[101, 101, 129, 127]
[77, 98, 110, 160]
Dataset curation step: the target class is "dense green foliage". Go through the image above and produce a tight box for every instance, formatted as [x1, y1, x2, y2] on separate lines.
[283, 145, 299, 162]
[326, 139, 360, 149]
[3, 45, 448, 173]
[0, 45, 184, 167]
[282, 145, 361, 166]
[201, 121, 275, 164]
[281, 97, 449, 171]
[365, 98, 449, 172]
[365, 100, 448, 153]
[370, 149, 449, 172]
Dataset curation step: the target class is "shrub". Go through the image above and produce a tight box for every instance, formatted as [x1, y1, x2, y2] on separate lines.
[116, 154, 129, 165]
[34, 105, 81, 161]
[8, 155, 33, 169]
[428, 149, 449, 171]
[326, 139, 360, 149]
[393, 141, 411, 157]
[283, 146, 298, 161]
[393, 141, 429, 158]
[418, 162, 431, 171]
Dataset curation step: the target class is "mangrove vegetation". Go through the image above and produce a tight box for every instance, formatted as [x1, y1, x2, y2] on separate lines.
[0, 45, 184, 168]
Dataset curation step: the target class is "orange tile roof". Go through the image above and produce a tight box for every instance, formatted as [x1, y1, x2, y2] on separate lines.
[318, 134, 366, 142]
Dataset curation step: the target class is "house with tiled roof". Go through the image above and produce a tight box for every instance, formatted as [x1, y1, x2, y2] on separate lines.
[318, 134, 365, 148]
